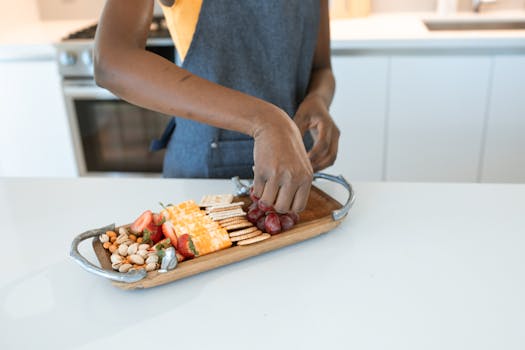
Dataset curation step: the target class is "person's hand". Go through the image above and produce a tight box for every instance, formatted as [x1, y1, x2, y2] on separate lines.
[293, 95, 340, 172]
[251, 107, 313, 214]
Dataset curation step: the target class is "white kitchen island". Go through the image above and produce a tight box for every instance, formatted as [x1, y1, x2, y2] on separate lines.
[0, 177, 524, 349]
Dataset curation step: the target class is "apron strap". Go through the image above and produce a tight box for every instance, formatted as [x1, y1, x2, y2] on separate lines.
[150, 118, 177, 151]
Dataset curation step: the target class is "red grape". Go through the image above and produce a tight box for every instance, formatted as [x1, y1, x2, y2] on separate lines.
[256, 216, 266, 232]
[249, 187, 260, 204]
[257, 200, 274, 213]
[288, 212, 300, 224]
[264, 212, 282, 235]
[279, 214, 295, 231]
[247, 207, 264, 224]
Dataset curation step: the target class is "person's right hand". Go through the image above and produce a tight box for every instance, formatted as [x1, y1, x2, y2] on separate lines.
[251, 107, 313, 214]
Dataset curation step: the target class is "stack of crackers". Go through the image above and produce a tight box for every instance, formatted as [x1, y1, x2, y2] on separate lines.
[200, 194, 271, 246]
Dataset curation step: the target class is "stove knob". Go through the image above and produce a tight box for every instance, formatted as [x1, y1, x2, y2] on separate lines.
[59, 51, 77, 66]
[80, 49, 93, 65]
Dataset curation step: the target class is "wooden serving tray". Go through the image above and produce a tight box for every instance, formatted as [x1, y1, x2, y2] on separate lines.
[92, 185, 344, 290]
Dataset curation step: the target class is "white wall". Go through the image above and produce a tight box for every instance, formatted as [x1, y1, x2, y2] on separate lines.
[35, 0, 164, 20]
[372, 0, 524, 12]
[0, 0, 39, 24]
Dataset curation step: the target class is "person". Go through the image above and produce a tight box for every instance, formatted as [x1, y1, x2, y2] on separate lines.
[94, 0, 339, 214]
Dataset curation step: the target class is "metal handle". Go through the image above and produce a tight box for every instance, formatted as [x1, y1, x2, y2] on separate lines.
[313, 173, 356, 221]
[232, 172, 356, 221]
[69, 224, 147, 283]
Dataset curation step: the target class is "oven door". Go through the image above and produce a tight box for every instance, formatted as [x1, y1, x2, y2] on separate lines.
[63, 80, 171, 176]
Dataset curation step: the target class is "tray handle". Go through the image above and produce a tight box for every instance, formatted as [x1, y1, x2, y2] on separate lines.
[312, 173, 355, 221]
[69, 224, 147, 283]
[232, 172, 356, 221]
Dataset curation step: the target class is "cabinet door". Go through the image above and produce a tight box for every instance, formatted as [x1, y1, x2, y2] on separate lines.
[0, 60, 77, 177]
[328, 55, 389, 181]
[386, 56, 491, 182]
[481, 55, 525, 183]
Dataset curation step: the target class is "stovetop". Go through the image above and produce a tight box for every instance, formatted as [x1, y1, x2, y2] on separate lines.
[62, 16, 170, 41]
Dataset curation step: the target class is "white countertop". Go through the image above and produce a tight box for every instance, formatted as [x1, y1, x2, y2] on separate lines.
[331, 11, 525, 51]
[1, 11, 525, 61]
[0, 178, 524, 349]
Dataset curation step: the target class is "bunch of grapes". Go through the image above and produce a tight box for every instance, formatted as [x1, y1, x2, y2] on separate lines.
[246, 189, 300, 235]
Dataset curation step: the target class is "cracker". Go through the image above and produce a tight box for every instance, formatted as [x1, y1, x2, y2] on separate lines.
[230, 230, 262, 242]
[209, 209, 246, 221]
[199, 194, 233, 207]
[206, 202, 245, 213]
[218, 217, 248, 225]
[237, 233, 271, 246]
[228, 226, 259, 237]
[224, 221, 254, 231]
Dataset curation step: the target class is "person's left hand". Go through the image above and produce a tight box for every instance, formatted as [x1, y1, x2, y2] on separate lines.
[293, 95, 340, 172]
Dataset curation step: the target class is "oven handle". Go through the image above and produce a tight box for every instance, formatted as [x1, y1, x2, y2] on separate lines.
[63, 84, 118, 100]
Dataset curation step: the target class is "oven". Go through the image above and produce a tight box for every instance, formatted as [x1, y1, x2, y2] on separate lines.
[63, 79, 171, 176]
[57, 17, 175, 177]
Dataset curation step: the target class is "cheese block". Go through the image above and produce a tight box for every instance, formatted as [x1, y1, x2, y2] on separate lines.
[162, 200, 232, 256]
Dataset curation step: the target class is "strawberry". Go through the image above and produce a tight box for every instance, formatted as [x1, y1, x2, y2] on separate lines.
[162, 221, 178, 250]
[152, 213, 166, 226]
[177, 234, 197, 259]
[130, 210, 153, 234]
[175, 251, 186, 263]
[143, 224, 164, 244]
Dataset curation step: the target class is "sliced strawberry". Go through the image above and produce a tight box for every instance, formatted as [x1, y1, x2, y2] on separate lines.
[178, 234, 197, 259]
[150, 225, 165, 244]
[162, 221, 178, 250]
[130, 210, 153, 234]
[175, 251, 186, 263]
[152, 213, 166, 226]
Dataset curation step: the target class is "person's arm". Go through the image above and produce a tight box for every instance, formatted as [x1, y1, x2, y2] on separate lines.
[294, 0, 340, 172]
[94, 0, 312, 213]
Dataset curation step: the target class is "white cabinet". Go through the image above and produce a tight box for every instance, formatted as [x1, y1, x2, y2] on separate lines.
[0, 60, 77, 177]
[386, 55, 491, 182]
[329, 55, 389, 181]
[481, 55, 525, 183]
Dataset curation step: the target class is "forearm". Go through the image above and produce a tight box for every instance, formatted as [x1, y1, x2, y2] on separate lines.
[304, 67, 335, 110]
[94, 0, 285, 138]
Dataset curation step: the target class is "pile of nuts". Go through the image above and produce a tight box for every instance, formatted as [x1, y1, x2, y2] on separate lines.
[99, 227, 160, 273]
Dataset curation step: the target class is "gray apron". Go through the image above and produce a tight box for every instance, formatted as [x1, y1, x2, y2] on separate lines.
[153, 0, 320, 178]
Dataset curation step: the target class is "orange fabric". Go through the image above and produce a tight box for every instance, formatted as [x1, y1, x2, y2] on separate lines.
[158, 0, 203, 61]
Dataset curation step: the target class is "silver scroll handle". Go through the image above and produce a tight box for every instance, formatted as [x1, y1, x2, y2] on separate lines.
[232, 172, 356, 221]
[70, 224, 147, 283]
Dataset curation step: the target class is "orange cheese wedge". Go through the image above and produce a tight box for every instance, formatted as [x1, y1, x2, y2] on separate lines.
[162, 200, 232, 256]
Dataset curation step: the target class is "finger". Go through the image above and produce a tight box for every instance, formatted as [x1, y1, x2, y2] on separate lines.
[312, 127, 339, 171]
[259, 177, 280, 210]
[291, 181, 311, 213]
[273, 184, 296, 214]
[294, 115, 310, 137]
[252, 170, 266, 199]
[308, 126, 331, 167]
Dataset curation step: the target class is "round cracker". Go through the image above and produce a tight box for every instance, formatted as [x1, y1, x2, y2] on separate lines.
[237, 233, 271, 246]
[224, 221, 254, 231]
[229, 226, 259, 237]
[219, 217, 248, 225]
[230, 230, 262, 242]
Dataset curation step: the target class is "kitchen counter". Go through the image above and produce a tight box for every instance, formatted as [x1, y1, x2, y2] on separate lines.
[2, 11, 525, 61]
[0, 178, 524, 349]
[331, 11, 525, 51]
[0, 19, 95, 61]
